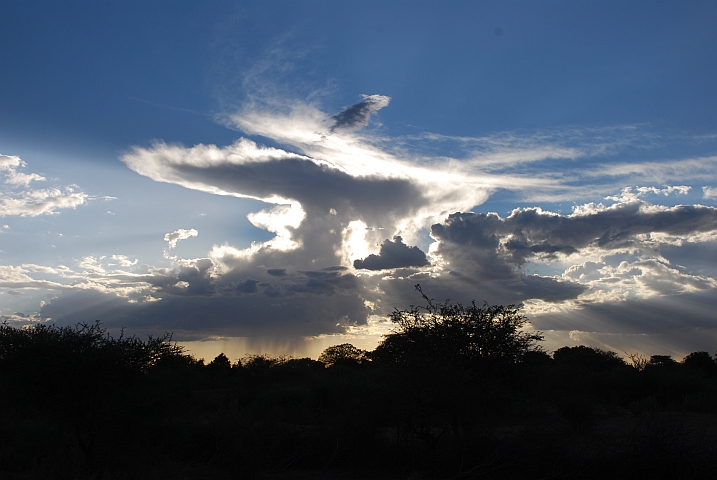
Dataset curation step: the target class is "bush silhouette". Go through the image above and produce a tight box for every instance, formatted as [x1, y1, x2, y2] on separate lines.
[0, 320, 190, 469]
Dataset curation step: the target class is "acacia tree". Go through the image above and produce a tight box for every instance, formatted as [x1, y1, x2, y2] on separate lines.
[368, 286, 545, 457]
[318, 343, 369, 366]
[372, 285, 544, 371]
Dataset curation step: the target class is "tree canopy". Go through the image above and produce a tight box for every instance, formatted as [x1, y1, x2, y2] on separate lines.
[371, 285, 544, 370]
[318, 343, 369, 366]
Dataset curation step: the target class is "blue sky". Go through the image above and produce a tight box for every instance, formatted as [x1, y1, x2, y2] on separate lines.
[2, 1, 717, 360]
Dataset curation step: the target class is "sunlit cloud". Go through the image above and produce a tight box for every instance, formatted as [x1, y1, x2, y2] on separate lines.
[164, 228, 199, 249]
[0, 154, 89, 217]
[3, 94, 716, 358]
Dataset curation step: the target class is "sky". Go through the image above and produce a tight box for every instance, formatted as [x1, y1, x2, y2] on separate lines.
[2, 1, 717, 361]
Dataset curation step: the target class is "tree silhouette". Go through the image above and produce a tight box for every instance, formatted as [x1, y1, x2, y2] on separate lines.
[205, 352, 234, 379]
[647, 355, 678, 369]
[682, 351, 717, 377]
[0, 320, 189, 468]
[553, 345, 627, 371]
[372, 284, 543, 371]
[318, 343, 368, 366]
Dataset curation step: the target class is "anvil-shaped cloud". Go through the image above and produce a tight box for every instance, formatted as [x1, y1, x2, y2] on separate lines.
[16, 96, 716, 356]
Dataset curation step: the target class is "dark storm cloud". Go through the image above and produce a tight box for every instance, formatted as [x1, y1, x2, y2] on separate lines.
[439, 272, 588, 304]
[171, 156, 425, 221]
[232, 278, 259, 294]
[372, 271, 587, 321]
[430, 213, 516, 282]
[425, 202, 717, 304]
[330, 94, 390, 132]
[213, 264, 362, 299]
[235, 267, 360, 298]
[40, 265, 368, 339]
[354, 236, 430, 270]
[517, 275, 587, 302]
[504, 239, 577, 259]
[175, 259, 215, 295]
[503, 203, 717, 251]
[433, 203, 717, 268]
[103, 260, 217, 297]
[40, 288, 368, 339]
[532, 290, 717, 335]
[290, 267, 359, 295]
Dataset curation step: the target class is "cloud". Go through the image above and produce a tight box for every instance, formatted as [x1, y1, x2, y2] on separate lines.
[5, 91, 715, 356]
[109, 255, 138, 267]
[36, 259, 368, 339]
[330, 94, 390, 132]
[164, 228, 198, 249]
[432, 199, 717, 269]
[522, 287, 717, 358]
[40, 286, 368, 339]
[0, 154, 45, 186]
[247, 203, 305, 251]
[121, 134, 458, 281]
[113, 97, 717, 347]
[121, 138, 430, 225]
[0, 264, 71, 291]
[532, 289, 717, 340]
[0, 154, 88, 216]
[0, 187, 88, 217]
[354, 236, 429, 270]
[424, 192, 717, 307]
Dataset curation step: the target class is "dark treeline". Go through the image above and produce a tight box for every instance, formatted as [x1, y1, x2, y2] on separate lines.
[3, 286, 717, 479]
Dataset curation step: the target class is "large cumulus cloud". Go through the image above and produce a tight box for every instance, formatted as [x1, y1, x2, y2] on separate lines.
[9, 95, 717, 356]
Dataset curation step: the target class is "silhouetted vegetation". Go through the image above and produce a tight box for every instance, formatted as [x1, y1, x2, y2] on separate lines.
[3, 287, 717, 478]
